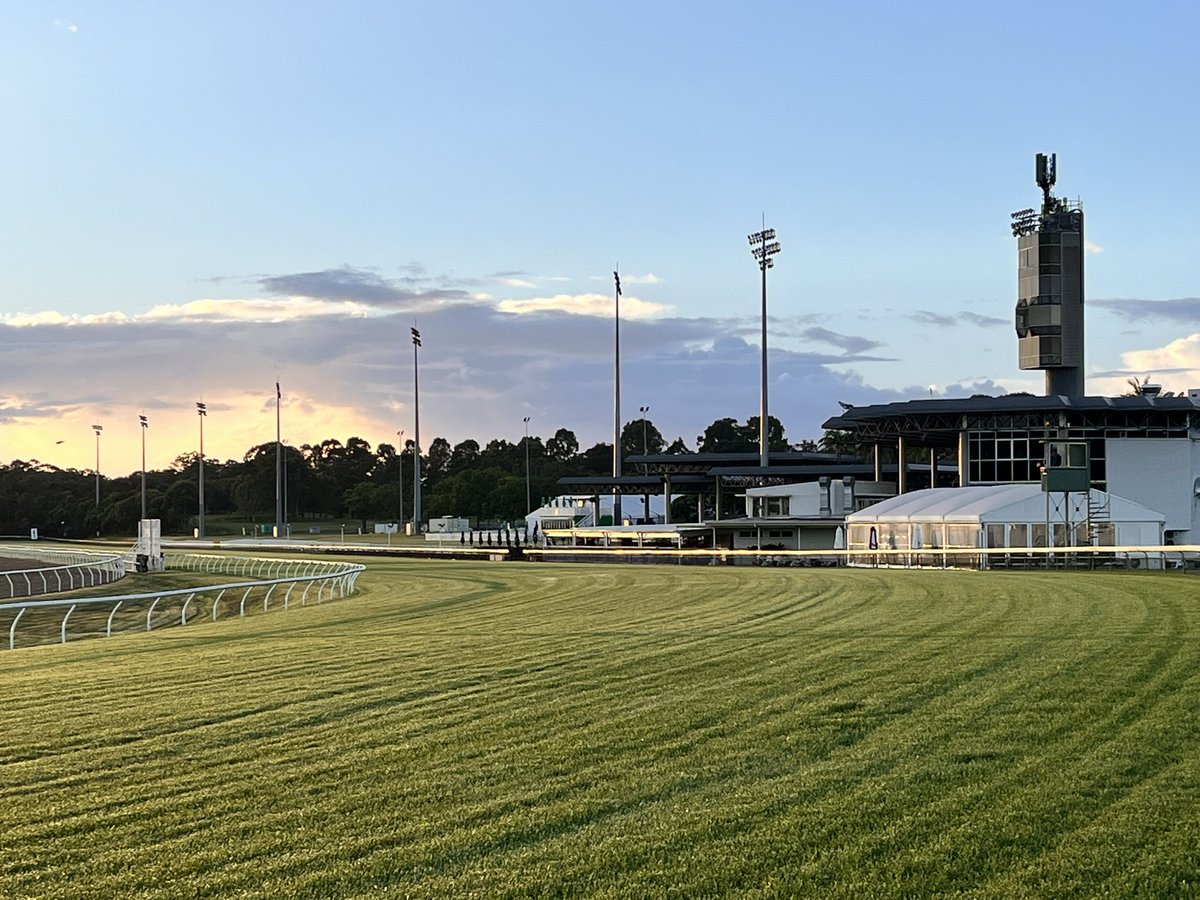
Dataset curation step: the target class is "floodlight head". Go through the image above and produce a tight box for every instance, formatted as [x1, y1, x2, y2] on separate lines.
[139, 415, 148, 428]
[411, 326, 422, 347]
[196, 401, 207, 416]
[93, 424, 102, 434]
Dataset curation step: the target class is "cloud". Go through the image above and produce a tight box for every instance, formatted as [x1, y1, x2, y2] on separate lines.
[592, 273, 662, 286]
[908, 310, 1006, 328]
[1091, 297, 1200, 323]
[800, 326, 884, 355]
[959, 311, 1007, 327]
[909, 311, 957, 328]
[257, 265, 474, 309]
[497, 293, 670, 318]
[1121, 333, 1200, 376]
[4, 261, 1025, 474]
[141, 297, 373, 323]
[0, 311, 132, 327]
[1085, 239, 1104, 255]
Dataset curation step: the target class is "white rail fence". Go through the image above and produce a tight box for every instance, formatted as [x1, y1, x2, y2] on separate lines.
[527, 544, 1200, 570]
[0, 545, 125, 599]
[1, 552, 365, 651]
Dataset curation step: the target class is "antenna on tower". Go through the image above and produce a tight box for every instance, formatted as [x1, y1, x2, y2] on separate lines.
[1036, 152, 1057, 212]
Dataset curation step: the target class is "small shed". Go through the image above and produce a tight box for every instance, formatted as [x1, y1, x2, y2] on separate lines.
[846, 484, 1165, 551]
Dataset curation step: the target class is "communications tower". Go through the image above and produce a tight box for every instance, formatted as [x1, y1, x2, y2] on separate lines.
[1010, 153, 1086, 398]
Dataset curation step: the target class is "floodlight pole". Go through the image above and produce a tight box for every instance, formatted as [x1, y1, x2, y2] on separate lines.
[613, 268, 622, 526]
[138, 415, 148, 520]
[748, 223, 781, 469]
[639, 405, 650, 521]
[523, 416, 531, 515]
[92, 424, 103, 507]
[397, 429, 405, 531]
[275, 383, 282, 538]
[412, 328, 422, 534]
[196, 402, 207, 538]
[282, 439, 289, 539]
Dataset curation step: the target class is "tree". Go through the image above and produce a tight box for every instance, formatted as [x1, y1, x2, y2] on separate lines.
[744, 415, 789, 452]
[818, 429, 859, 457]
[448, 439, 481, 474]
[580, 442, 612, 475]
[545, 428, 579, 462]
[621, 418, 665, 458]
[425, 437, 452, 485]
[665, 437, 690, 455]
[343, 481, 391, 532]
[697, 417, 751, 453]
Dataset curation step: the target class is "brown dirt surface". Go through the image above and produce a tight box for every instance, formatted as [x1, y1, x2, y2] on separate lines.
[0, 555, 42, 573]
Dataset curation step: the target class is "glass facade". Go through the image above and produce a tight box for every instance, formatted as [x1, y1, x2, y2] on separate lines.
[967, 430, 1107, 486]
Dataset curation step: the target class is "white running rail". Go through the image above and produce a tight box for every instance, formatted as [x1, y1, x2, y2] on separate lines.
[0, 552, 365, 651]
[0, 545, 125, 599]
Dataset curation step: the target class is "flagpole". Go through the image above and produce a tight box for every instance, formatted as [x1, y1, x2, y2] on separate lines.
[275, 381, 282, 538]
[613, 267, 622, 527]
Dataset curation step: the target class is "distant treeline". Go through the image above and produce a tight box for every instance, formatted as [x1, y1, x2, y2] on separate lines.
[1, 415, 845, 537]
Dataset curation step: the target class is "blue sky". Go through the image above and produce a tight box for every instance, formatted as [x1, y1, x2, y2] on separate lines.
[2, 2, 1198, 475]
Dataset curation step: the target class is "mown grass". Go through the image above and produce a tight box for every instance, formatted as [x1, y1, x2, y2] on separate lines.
[1, 560, 1198, 898]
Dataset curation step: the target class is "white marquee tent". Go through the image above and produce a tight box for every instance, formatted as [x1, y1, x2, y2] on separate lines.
[846, 484, 1165, 551]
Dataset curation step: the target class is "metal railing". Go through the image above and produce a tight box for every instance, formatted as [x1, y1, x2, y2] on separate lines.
[0, 545, 125, 599]
[0, 552, 365, 651]
[525, 543, 1200, 571]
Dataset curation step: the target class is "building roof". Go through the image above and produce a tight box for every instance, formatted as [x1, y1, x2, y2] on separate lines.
[847, 484, 1166, 525]
[822, 393, 1199, 445]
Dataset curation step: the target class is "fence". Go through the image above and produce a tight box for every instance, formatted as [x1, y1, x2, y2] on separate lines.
[525, 544, 1200, 571]
[0, 545, 125, 599]
[0, 552, 365, 651]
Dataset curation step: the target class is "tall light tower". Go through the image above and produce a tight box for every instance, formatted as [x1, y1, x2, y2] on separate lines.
[274, 383, 282, 538]
[748, 223, 781, 468]
[638, 405, 650, 522]
[196, 402, 207, 538]
[612, 268, 623, 526]
[523, 416, 532, 515]
[92, 424, 103, 507]
[411, 327, 423, 533]
[138, 414, 148, 520]
[396, 429, 405, 531]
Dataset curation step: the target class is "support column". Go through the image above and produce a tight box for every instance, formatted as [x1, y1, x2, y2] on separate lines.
[715, 476, 722, 520]
[930, 449, 939, 488]
[957, 431, 968, 487]
[873, 443, 883, 482]
[663, 475, 672, 525]
[897, 436, 907, 495]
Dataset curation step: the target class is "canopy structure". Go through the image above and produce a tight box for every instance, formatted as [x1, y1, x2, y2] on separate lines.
[846, 484, 1165, 551]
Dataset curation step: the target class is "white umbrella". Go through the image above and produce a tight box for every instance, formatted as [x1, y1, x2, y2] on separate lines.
[833, 526, 845, 550]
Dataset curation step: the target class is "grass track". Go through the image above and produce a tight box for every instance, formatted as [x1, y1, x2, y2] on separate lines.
[2, 560, 1198, 897]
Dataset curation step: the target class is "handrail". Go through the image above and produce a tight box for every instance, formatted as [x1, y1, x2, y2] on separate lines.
[0, 545, 125, 600]
[0, 552, 365, 651]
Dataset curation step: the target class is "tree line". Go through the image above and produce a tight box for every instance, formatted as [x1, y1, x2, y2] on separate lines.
[0, 415, 851, 537]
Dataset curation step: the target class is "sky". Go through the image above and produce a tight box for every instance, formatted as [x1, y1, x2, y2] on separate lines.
[2, 1, 1198, 476]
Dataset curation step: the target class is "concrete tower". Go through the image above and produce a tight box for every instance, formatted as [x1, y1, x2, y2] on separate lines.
[1011, 153, 1085, 398]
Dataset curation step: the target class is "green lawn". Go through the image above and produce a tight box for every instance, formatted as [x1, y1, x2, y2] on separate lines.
[2, 561, 1197, 898]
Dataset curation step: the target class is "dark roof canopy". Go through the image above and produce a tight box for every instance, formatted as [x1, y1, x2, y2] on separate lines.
[822, 394, 1199, 445]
